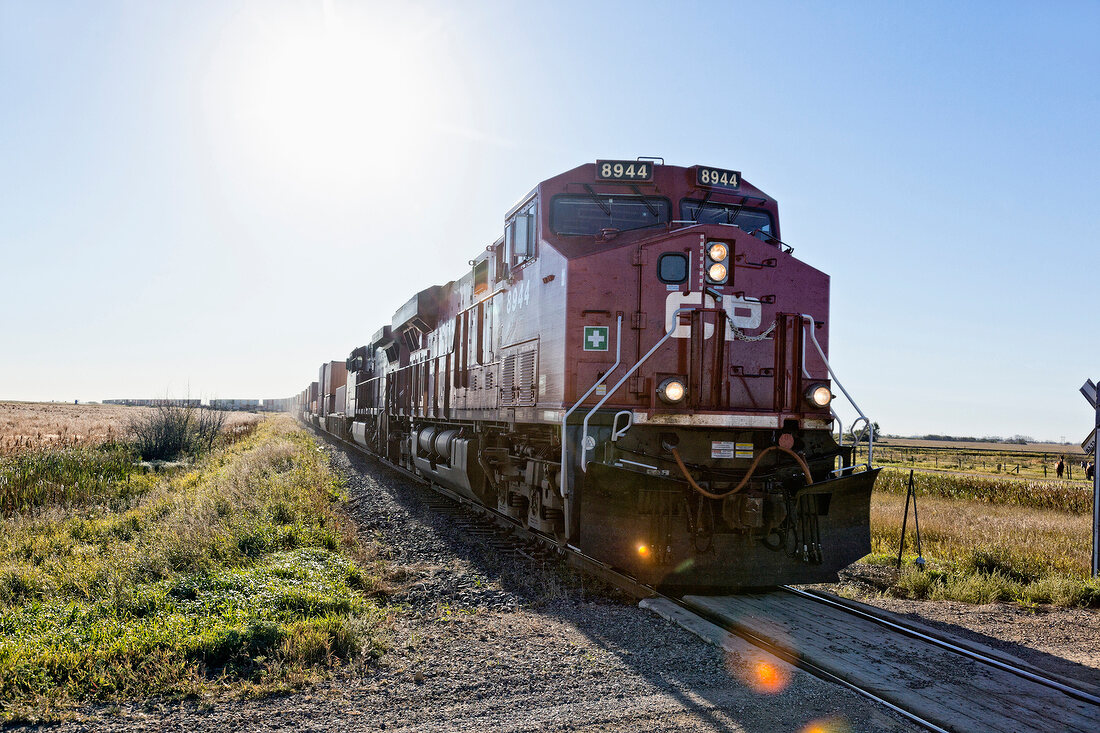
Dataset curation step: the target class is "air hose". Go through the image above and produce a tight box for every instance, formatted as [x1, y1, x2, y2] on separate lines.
[670, 444, 814, 500]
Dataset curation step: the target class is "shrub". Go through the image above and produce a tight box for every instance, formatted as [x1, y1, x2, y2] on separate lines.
[128, 405, 227, 461]
[891, 566, 938, 599]
[0, 566, 50, 605]
[1020, 575, 1100, 607]
[957, 547, 1035, 583]
[933, 571, 1016, 604]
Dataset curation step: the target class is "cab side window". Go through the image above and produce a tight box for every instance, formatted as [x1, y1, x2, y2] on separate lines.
[473, 260, 489, 295]
[505, 199, 538, 272]
[658, 253, 688, 284]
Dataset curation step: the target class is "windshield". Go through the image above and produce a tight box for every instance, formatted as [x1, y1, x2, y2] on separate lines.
[551, 195, 671, 235]
[680, 200, 774, 237]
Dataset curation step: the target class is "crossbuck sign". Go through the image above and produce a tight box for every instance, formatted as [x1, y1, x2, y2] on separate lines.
[1082, 379, 1100, 578]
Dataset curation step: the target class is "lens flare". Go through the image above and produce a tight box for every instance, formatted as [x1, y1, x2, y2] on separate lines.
[637, 544, 650, 558]
[753, 660, 784, 691]
[736, 651, 792, 694]
[801, 717, 850, 733]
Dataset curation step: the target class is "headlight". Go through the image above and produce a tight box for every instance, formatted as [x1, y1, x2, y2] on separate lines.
[658, 377, 686, 404]
[705, 241, 729, 284]
[805, 384, 832, 408]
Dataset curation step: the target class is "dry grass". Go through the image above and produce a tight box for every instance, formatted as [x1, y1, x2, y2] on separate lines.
[866, 489, 1100, 607]
[882, 437, 1084, 454]
[0, 402, 260, 456]
[871, 492, 1092, 578]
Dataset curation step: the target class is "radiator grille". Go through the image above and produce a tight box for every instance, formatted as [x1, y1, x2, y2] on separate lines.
[501, 354, 516, 405]
[518, 351, 536, 404]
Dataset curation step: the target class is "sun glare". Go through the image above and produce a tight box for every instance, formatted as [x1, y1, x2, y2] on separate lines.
[209, 4, 453, 197]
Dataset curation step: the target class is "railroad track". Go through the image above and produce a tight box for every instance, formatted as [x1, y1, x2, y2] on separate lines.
[309, 422, 1100, 733]
[655, 589, 1100, 733]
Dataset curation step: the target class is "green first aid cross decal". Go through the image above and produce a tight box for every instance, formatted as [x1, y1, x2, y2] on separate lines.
[583, 325, 609, 351]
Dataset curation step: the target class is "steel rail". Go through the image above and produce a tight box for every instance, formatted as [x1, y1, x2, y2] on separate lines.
[781, 585, 1100, 707]
[663, 593, 949, 733]
[299, 418, 949, 732]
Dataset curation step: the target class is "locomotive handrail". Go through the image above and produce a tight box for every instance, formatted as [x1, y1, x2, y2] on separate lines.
[804, 355, 848, 450]
[831, 405, 846, 448]
[611, 410, 633, 442]
[579, 307, 700, 472]
[559, 315, 623, 539]
[800, 314, 874, 467]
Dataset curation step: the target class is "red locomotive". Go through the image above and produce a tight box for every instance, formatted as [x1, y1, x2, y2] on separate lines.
[299, 159, 879, 591]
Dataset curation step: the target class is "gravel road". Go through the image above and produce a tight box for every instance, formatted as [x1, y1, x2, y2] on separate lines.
[22, 434, 919, 732]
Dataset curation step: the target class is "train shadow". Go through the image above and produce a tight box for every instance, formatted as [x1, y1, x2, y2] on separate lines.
[315, 428, 909, 732]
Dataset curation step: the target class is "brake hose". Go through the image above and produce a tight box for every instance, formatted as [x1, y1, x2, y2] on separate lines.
[671, 445, 814, 500]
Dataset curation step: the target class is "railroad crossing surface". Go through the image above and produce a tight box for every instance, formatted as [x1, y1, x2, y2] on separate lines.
[646, 592, 1100, 733]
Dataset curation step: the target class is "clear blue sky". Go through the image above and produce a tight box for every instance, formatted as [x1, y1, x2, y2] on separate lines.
[1, 0, 1097, 441]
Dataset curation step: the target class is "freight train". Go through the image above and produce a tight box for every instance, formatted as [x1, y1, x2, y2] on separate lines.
[297, 159, 879, 592]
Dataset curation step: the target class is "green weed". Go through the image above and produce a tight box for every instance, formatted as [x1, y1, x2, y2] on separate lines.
[877, 467, 1091, 513]
[0, 444, 142, 515]
[0, 417, 384, 722]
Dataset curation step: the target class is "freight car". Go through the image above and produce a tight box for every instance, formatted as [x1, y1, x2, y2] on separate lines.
[299, 159, 879, 592]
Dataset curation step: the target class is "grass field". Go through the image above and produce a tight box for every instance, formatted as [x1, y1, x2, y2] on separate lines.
[862, 466, 1099, 607]
[882, 437, 1084, 454]
[876, 446, 1091, 481]
[0, 409, 384, 723]
[0, 402, 258, 456]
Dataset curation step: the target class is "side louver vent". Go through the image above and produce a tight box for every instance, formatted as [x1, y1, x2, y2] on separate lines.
[518, 351, 536, 405]
[501, 354, 517, 405]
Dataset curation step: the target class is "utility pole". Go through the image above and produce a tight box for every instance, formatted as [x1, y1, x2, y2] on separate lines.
[1080, 380, 1099, 578]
